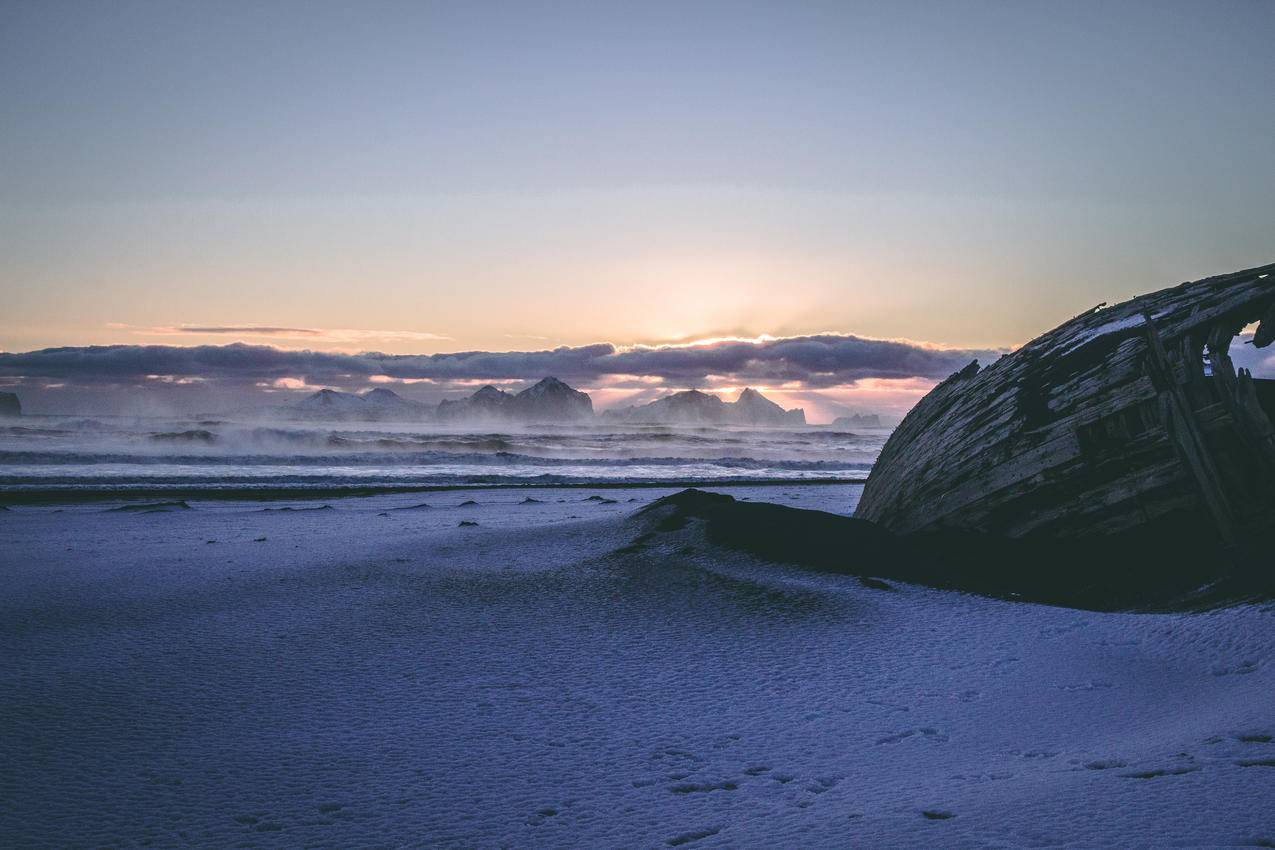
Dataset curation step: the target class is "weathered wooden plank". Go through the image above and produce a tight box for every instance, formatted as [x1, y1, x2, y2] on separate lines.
[1144, 318, 1238, 545]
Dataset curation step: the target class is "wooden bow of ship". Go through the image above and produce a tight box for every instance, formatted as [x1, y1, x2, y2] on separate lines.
[855, 262, 1275, 553]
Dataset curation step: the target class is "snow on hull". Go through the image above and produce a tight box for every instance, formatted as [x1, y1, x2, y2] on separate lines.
[2, 488, 1274, 848]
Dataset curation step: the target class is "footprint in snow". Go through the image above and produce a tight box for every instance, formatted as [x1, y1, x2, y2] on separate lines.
[805, 776, 840, 794]
[1057, 681, 1115, 692]
[1083, 759, 1127, 770]
[526, 806, 560, 825]
[670, 780, 737, 794]
[877, 727, 947, 745]
[1013, 750, 1058, 760]
[667, 827, 720, 846]
[1120, 765, 1200, 779]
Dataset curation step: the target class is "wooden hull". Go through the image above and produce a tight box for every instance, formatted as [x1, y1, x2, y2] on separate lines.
[855, 263, 1275, 546]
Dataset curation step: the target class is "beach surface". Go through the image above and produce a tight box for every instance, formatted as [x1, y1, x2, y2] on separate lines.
[3, 484, 1274, 848]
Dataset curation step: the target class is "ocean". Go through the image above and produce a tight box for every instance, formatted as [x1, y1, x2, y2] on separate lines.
[0, 415, 890, 500]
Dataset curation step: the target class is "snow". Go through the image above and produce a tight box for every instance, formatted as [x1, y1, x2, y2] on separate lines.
[1057, 313, 1148, 356]
[2, 486, 1274, 848]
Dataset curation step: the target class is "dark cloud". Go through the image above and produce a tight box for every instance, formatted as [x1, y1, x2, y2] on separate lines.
[173, 326, 322, 335]
[0, 336, 1001, 391]
[0, 343, 370, 383]
[596, 336, 998, 387]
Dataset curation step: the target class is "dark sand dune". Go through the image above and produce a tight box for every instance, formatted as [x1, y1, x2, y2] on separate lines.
[105, 500, 193, 513]
[626, 489, 1275, 611]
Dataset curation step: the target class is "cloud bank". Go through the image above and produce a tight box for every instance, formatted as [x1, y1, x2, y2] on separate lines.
[0, 335, 1000, 393]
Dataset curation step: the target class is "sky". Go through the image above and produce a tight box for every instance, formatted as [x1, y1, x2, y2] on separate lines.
[1, 0, 1273, 420]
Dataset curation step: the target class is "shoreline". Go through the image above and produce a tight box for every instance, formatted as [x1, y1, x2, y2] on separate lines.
[0, 477, 867, 506]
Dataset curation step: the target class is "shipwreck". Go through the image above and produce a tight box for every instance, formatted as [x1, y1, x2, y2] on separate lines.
[856, 262, 1275, 557]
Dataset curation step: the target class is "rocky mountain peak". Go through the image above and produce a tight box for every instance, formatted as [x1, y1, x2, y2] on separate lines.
[510, 376, 593, 422]
[470, 385, 510, 402]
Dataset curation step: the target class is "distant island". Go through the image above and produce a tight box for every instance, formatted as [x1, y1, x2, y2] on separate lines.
[436, 376, 593, 424]
[602, 387, 804, 426]
[290, 386, 427, 421]
[283, 378, 807, 426]
[829, 413, 883, 429]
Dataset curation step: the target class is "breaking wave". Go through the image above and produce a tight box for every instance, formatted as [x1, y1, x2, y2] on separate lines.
[0, 416, 889, 496]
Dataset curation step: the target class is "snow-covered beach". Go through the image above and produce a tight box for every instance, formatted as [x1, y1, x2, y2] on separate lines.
[3, 485, 1274, 848]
